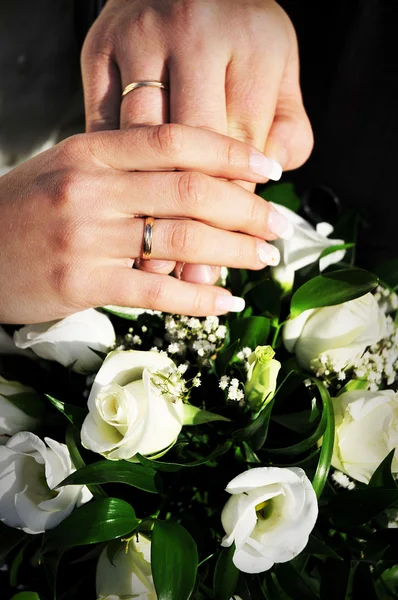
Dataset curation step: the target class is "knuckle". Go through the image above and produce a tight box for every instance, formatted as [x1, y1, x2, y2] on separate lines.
[142, 279, 165, 310]
[247, 195, 264, 229]
[153, 123, 184, 157]
[222, 137, 246, 167]
[190, 287, 207, 316]
[54, 168, 84, 207]
[50, 260, 85, 303]
[168, 220, 200, 258]
[177, 171, 208, 211]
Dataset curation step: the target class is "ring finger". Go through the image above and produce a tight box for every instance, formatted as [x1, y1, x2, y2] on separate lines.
[112, 217, 281, 269]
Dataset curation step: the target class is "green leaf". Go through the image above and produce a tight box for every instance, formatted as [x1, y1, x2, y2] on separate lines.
[65, 424, 106, 499]
[302, 535, 342, 560]
[310, 378, 335, 498]
[369, 450, 397, 488]
[42, 498, 138, 553]
[259, 182, 301, 212]
[329, 488, 398, 529]
[318, 242, 355, 261]
[352, 563, 378, 599]
[102, 305, 145, 320]
[10, 594, 41, 600]
[213, 545, 239, 600]
[266, 407, 326, 457]
[182, 403, 230, 426]
[275, 562, 319, 600]
[152, 520, 198, 600]
[136, 442, 232, 472]
[319, 558, 351, 600]
[229, 316, 271, 350]
[47, 395, 87, 429]
[233, 400, 274, 451]
[290, 268, 379, 318]
[5, 390, 44, 420]
[374, 257, 398, 289]
[244, 278, 282, 320]
[56, 460, 161, 494]
[10, 540, 28, 586]
[337, 378, 369, 394]
[0, 522, 27, 562]
[217, 339, 240, 374]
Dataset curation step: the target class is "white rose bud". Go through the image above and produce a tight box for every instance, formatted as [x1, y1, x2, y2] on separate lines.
[96, 534, 156, 600]
[81, 350, 184, 461]
[283, 293, 386, 371]
[0, 432, 92, 534]
[221, 467, 318, 573]
[14, 309, 116, 374]
[332, 389, 398, 483]
[270, 202, 346, 291]
[245, 346, 281, 413]
[0, 376, 40, 444]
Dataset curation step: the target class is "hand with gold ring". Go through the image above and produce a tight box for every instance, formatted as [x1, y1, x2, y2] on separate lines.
[0, 124, 293, 324]
[81, 0, 312, 284]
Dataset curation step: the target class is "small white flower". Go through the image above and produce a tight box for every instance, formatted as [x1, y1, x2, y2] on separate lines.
[219, 376, 230, 391]
[221, 467, 318, 573]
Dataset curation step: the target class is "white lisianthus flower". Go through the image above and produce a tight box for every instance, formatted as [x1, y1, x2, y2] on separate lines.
[0, 376, 40, 444]
[0, 432, 92, 534]
[283, 293, 386, 372]
[0, 326, 31, 356]
[96, 534, 156, 600]
[14, 309, 116, 374]
[270, 202, 346, 291]
[81, 350, 184, 461]
[221, 467, 318, 574]
[332, 389, 398, 483]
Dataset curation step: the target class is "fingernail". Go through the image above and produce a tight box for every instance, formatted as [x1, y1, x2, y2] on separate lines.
[257, 241, 280, 266]
[250, 152, 282, 181]
[180, 264, 216, 284]
[268, 209, 294, 240]
[215, 295, 245, 313]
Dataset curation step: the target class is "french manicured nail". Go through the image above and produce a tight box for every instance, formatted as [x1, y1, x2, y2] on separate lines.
[215, 295, 246, 313]
[250, 152, 282, 181]
[181, 264, 217, 284]
[257, 241, 280, 266]
[268, 209, 294, 240]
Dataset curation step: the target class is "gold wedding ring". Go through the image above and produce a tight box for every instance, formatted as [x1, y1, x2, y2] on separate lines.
[142, 217, 155, 260]
[122, 81, 169, 99]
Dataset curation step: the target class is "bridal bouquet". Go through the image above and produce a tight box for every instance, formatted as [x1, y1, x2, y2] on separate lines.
[1, 184, 397, 600]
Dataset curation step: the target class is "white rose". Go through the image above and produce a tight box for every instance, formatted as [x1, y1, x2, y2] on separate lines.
[0, 376, 39, 444]
[81, 350, 184, 461]
[332, 389, 398, 484]
[283, 293, 386, 371]
[96, 534, 156, 600]
[14, 309, 116, 374]
[0, 431, 92, 534]
[270, 202, 346, 291]
[221, 467, 318, 574]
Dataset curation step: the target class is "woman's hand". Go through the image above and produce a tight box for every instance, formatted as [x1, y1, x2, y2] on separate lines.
[0, 125, 292, 324]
